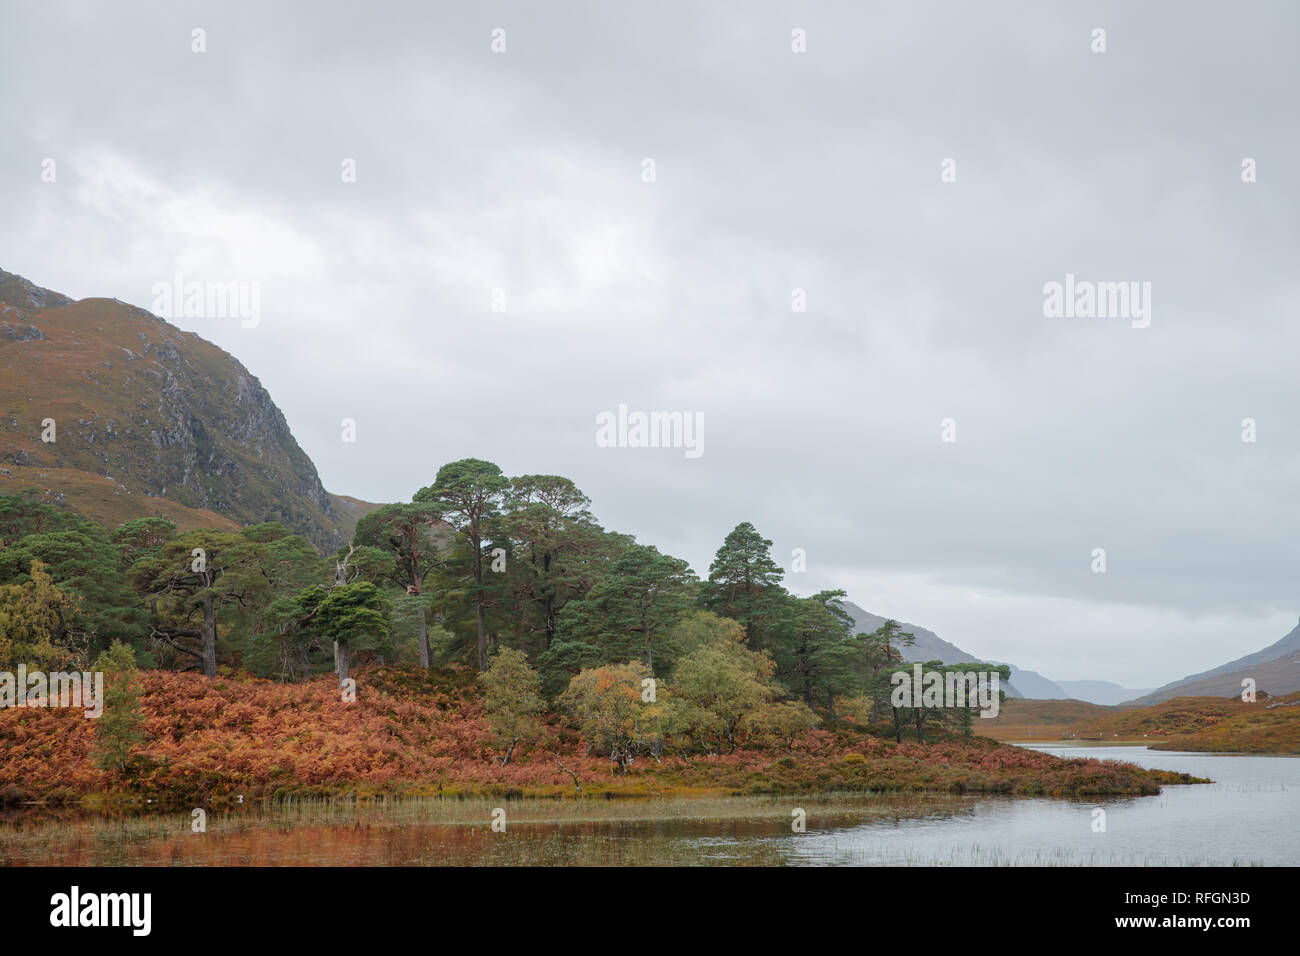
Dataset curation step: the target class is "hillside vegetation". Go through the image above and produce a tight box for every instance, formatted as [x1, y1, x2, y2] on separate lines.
[978, 693, 1300, 754]
[0, 269, 1231, 810]
[0, 665, 1199, 811]
[1121, 654, 1300, 706]
[1069, 692, 1300, 753]
[976, 697, 1115, 742]
[0, 268, 372, 551]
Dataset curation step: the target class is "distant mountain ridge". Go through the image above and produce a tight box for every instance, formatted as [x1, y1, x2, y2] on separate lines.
[0, 267, 377, 550]
[836, 601, 1158, 704]
[838, 595, 1297, 706]
[838, 600, 1060, 699]
[1057, 680, 1156, 707]
[1121, 619, 1300, 706]
[837, 602, 980, 665]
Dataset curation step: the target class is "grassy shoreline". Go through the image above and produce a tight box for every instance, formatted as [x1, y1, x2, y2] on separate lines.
[0, 788, 1247, 867]
[6, 791, 959, 830]
[1006, 736, 1299, 756]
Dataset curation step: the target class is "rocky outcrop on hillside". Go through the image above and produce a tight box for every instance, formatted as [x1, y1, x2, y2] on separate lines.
[0, 268, 368, 550]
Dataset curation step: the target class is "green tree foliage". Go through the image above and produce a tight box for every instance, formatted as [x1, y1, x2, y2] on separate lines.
[271, 563, 393, 686]
[0, 478, 988, 761]
[302, 580, 391, 685]
[232, 525, 332, 678]
[110, 517, 177, 570]
[886, 660, 1012, 743]
[667, 617, 783, 755]
[129, 529, 276, 677]
[414, 459, 509, 670]
[746, 699, 819, 751]
[539, 544, 697, 693]
[0, 501, 148, 661]
[698, 521, 790, 651]
[480, 647, 545, 766]
[351, 502, 448, 667]
[92, 640, 146, 774]
[0, 560, 82, 669]
[666, 610, 745, 660]
[860, 619, 917, 727]
[0, 494, 88, 545]
[772, 590, 865, 715]
[535, 636, 605, 699]
[490, 475, 630, 656]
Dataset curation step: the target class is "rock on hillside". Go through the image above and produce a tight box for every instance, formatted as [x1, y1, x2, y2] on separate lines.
[0, 267, 373, 550]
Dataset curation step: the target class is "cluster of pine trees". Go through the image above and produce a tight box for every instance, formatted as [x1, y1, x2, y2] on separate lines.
[0, 458, 1002, 764]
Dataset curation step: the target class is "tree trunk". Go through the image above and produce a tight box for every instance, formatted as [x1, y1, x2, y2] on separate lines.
[336, 641, 352, 685]
[544, 603, 557, 650]
[475, 602, 488, 671]
[200, 594, 217, 678]
[417, 613, 431, 669]
[472, 535, 488, 671]
[554, 756, 581, 792]
[295, 643, 312, 682]
[800, 640, 812, 705]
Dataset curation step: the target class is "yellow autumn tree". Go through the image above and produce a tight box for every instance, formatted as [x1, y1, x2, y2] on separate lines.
[561, 661, 662, 772]
[480, 647, 545, 766]
[0, 560, 81, 670]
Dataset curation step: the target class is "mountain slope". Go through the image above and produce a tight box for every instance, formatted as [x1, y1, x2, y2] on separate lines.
[0, 267, 373, 550]
[838, 601, 981, 665]
[836, 600, 1071, 699]
[1002, 667, 1068, 700]
[1122, 620, 1300, 706]
[1069, 691, 1300, 753]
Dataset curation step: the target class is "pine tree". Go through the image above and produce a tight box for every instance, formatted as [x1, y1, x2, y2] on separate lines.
[698, 522, 789, 650]
[414, 459, 509, 670]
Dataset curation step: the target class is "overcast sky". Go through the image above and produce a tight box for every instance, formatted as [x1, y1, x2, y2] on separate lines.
[3, 1, 1298, 688]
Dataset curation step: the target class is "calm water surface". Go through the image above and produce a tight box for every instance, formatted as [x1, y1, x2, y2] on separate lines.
[2, 747, 1293, 865]
[779, 746, 1297, 866]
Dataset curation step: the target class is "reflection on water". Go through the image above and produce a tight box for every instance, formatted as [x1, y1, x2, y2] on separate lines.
[2, 748, 1294, 866]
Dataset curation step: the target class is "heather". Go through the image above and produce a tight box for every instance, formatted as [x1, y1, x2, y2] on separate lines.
[0, 665, 1200, 812]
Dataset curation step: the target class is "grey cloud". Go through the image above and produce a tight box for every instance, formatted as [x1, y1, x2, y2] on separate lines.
[1, 0, 1297, 684]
